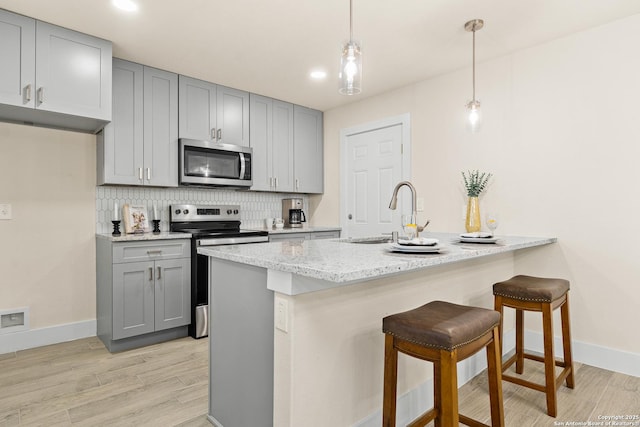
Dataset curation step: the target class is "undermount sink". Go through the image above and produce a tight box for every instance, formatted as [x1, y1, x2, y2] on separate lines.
[341, 237, 391, 244]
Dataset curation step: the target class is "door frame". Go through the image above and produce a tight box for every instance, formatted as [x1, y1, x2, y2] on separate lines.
[339, 113, 412, 236]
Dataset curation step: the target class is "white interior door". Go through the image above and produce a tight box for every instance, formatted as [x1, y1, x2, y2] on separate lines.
[342, 121, 408, 238]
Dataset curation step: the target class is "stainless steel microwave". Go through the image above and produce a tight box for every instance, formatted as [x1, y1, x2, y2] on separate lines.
[179, 138, 252, 187]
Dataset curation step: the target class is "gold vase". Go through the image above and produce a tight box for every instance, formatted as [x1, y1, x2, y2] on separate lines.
[465, 196, 481, 232]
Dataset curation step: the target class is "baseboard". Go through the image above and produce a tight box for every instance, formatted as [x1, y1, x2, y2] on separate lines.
[354, 329, 640, 426]
[0, 319, 96, 354]
[522, 330, 640, 377]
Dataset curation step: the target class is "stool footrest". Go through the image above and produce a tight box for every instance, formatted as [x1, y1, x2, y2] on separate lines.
[459, 414, 491, 427]
[502, 374, 547, 392]
[524, 352, 568, 368]
[407, 408, 436, 427]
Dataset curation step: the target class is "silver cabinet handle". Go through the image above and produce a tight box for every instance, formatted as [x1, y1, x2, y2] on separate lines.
[295, 178, 299, 190]
[217, 129, 222, 140]
[274, 177, 278, 188]
[138, 167, 143, 181]
[157, 266, 161, 280]
[146, 168, 151, 181]
[147, 250, 162, 255]
[24, 84, 32, 102]
[269, 177, 273, 188]
[211, 128, 216, 140]
[148, 267, 153, 281]
[37, 87, 44, 104]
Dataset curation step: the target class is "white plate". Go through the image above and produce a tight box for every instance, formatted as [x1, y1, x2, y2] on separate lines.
[459, 236, 498, 244]
[397, 237, 439, 246]
[388, 243, 443, 253]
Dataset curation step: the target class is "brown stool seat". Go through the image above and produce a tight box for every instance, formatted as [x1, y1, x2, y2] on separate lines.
[493, 275, 569, 302]
[383, 300, 504, 427]
[493, 275, 575, 418]
[383, 300, 500, 351]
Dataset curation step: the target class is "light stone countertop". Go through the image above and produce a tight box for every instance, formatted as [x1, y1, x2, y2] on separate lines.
[96, 232, 192, 242]
[197, 232, 556, 285]
[257, 226, 341, 234]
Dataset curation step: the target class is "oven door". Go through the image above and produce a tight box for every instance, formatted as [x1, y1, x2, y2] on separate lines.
[180, 138, 252, 187]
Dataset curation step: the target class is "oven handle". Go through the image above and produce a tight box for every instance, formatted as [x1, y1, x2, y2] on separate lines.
[198, 235, 269, 246]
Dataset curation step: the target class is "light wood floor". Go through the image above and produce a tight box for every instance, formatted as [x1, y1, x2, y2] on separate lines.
[1, 337, 638, 426]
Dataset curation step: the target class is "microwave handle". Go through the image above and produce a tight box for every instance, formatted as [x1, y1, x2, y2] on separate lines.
[239, 153, 246, 179]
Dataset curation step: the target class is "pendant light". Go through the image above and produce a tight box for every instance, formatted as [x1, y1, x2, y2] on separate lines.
[339, 0, 362, 95]
[465, 19, 484, 132]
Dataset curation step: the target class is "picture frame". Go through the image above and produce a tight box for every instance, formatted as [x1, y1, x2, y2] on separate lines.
[123, 204, 150, 234]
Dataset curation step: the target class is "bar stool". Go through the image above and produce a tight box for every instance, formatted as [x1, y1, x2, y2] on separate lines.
[493, 275, 575, 417]
[382, 300, 504, 427]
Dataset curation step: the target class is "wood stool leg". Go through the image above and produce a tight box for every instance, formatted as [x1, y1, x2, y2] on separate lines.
[542, 303, 558, 417]
[494, 296, 505, 360]
[383, 334, 398, 427]
[433, 360, 442, 427]
[560, 295, 575, 389]
[438, 349, 459, 427]
[486, 326, 505, 427]
[515, 309, 524, 374]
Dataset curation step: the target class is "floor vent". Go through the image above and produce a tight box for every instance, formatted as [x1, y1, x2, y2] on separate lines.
[0, 307, 29, 334]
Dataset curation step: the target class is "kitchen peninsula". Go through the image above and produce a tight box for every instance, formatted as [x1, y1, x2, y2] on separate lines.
[198, 233, 556, 427]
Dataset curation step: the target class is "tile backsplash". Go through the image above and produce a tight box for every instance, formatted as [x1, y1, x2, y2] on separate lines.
[95, 186, 308, 234]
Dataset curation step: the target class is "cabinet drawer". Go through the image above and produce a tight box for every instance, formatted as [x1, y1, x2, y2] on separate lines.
[309, 231, 340, 240]
[113, 240, 190, 263]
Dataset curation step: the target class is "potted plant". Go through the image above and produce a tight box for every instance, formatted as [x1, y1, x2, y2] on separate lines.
[462, 170, 492, 232]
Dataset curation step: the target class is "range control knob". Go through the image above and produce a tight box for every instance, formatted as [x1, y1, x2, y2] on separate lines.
[227, 209, 233, 215]
[183, 209, 189, 215]
[175, 209, 181, 215]
[233, 209, 239, 215]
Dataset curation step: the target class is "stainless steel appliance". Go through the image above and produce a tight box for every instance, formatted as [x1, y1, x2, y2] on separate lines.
[179, 138, 252, 187]
[170, 204, 268, 338]
[282, 198, 306, 228]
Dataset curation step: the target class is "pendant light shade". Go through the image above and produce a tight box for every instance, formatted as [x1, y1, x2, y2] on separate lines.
[339, 0, 362, 95]
[465, 19, 483, 132]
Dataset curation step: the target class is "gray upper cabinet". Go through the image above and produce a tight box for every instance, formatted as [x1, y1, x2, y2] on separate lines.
[98, 59, 178, 187]
[0, 9, 112, 133]
[293, 105, 324, 193]
[249, 94, 294, 192]
[0, 10, 35, 108]
[178, 75, 249, 146]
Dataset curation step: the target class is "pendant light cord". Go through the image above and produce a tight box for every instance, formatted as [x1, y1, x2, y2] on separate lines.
[472, 26, 476, 102]
[349, 0, 354, 42]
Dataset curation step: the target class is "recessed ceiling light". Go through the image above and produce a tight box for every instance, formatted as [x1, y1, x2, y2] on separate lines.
[310, 70, 327, 80]
[112, 0, 138, 12]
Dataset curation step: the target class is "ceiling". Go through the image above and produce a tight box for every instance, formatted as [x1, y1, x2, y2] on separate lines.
[2, 0, 639, 111]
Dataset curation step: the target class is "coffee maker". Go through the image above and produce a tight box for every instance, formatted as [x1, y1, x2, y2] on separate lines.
[282, 198, 306, 228]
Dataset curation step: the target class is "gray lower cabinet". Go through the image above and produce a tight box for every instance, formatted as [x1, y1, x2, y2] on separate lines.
[97, 59, 178, 187]
[269, 230, 340, 242]
[293, 105, 324, 193]
[178, 75, 249, 146]
[0, 8, 112, 133]
[249, 94, 294, 192]
[97, 238, 191, 352]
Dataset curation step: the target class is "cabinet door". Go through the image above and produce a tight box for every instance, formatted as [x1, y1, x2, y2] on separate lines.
[35, 21, 111, 120]
[272, 100, 294, 192]
[0, 9, 35, 108]
[99, 59, 144, 185]
[217, 85, 249, 146]
[113, 261, 155, 340]
[293, 106, 324, 193]
[249, 94, 273, 191]
[144, 66, 178, 187]
[178, 75, 217, 141]
[154, 258, 191, 331]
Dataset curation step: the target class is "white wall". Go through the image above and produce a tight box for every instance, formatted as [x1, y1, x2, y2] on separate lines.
[0, 123, 97, 347]
[313, 14, 640, 358]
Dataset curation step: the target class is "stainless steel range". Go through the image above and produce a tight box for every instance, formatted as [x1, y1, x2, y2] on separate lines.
[170, 204, 269, 338]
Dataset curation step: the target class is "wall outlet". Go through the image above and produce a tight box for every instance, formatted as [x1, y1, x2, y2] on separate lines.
[0, 204, 12, 220]
[275, 297, 289, 333]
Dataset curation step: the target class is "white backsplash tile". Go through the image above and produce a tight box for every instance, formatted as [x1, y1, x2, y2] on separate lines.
[95, 186, 308, 234]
